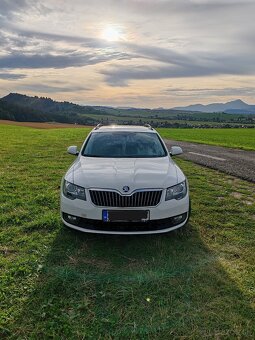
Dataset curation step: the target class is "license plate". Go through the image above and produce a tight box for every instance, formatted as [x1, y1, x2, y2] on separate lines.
[102, 210, 149, 222]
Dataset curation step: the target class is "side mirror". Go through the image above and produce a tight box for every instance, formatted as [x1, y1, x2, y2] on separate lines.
[170, 146, 183, 156]
[67, 146, 79, 156]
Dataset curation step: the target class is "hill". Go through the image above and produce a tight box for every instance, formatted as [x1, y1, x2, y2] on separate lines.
[2, 93, 103, 117]
[0, 99, 47, 122]
[173, 99, 255, 114]
[1, 93, 254, 128]
[0, 95, 97, 125]
[2, 93, 198, 119]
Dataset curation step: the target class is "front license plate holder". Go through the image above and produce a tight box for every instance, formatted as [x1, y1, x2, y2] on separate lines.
[102, 210, 149, 222]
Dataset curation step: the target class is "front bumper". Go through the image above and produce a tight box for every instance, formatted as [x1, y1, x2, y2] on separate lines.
[60, 190, 190, 235]
[62, 212, 189, 235]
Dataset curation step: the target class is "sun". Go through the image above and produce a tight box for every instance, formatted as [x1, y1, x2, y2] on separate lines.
[102, 25, 122, 41]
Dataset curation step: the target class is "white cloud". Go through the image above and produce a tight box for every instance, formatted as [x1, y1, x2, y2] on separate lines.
[0, 0, 255, 106]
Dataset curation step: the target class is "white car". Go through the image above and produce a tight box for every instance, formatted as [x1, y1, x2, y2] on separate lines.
[61, 125, 190, 234]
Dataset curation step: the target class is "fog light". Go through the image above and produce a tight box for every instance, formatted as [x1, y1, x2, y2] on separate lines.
[63, 213, 80, 225]
[173, 214, 184, 222]
[67, 215, 77, 222]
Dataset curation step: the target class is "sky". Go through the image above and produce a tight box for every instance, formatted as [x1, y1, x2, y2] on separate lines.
[0, 0, 255, 108]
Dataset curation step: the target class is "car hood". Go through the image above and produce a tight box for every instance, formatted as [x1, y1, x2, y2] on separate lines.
[66, 156, 183, 192]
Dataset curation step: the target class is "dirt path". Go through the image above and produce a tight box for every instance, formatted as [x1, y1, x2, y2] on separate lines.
[165, 139, 255, 183]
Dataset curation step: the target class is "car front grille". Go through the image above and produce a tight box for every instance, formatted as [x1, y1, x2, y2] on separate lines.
[89, 190, 162, 207]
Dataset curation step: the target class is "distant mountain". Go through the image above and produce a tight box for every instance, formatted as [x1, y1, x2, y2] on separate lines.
[173, 99, 255, 114]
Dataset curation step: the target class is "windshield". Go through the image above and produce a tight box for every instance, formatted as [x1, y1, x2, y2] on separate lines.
[82, 132, 167, 158]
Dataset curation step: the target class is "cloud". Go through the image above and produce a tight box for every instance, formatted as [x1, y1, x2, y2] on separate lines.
[2, 24, 255, 92]
[14, 29, 104, 49]
[101, 49, 255, 86]
[1, 0, 255, 106]
[0, 51, 130, 69]
[0, 72, 27, 80]
[2, 19, 254, 78]
[0, 0, 51, 19]
[16, 83, 92, 93]
[99, 0, 255, 18]
[0, 27, 134, 72]
[0, 0, 29, 17]
[5, 28, 193, 68]
[165, 86, 255, 97]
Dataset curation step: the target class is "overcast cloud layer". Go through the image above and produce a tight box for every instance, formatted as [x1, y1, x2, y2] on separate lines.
[0, 0, 255, 107]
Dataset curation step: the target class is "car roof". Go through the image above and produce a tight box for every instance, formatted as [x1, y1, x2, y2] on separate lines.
[92, 125, 156, 133]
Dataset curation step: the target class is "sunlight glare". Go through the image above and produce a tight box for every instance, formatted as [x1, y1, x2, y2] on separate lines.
[102, 25, 123, 41]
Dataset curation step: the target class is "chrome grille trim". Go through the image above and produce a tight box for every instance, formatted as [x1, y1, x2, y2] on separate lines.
[89, 189, 162, 207]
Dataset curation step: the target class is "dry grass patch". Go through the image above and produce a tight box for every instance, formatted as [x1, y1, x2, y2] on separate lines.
[231, 192, 243, 199]
[0, 120, 92, 129]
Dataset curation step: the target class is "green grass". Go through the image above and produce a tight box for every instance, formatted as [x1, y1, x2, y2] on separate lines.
[0, 124, 255, 338]
[158, 128, 255, 150]
[87, 113, 252, 127]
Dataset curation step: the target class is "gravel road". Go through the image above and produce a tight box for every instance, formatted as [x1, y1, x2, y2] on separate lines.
[164, 139, 255, 183]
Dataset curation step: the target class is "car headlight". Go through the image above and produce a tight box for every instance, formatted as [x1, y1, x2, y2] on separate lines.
[165, 181, 187, 201]
[63, 180, 86, 201]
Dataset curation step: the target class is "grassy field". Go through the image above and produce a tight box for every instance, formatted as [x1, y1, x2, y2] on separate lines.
[158, 128, 255, 151]
[0, 124, 255, 338]
[86, 113, 252, 128]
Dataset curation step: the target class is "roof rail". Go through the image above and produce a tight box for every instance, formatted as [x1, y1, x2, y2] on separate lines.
[144, 123, 153, 130]
[94, 123, 103, 130]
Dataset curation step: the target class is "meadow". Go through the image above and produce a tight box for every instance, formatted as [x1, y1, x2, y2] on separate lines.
[158, 128, 255, 151]
[0, 124, 254, 338]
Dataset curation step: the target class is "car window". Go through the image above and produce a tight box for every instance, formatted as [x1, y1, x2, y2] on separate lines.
[82, 132, 167, 158]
